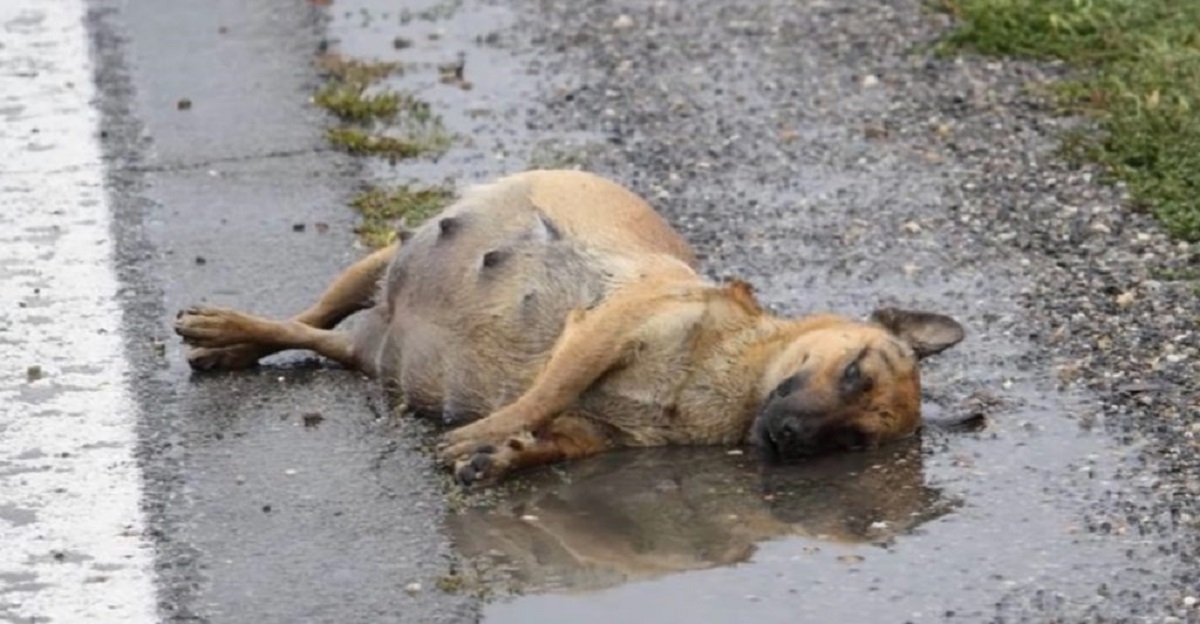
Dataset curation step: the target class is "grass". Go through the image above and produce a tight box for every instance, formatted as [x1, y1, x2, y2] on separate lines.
[312, 53, 456, 245]
[316, 55, 401, 84]
[313, 54, 451, 160]
[326, 127, 426, 161]
[935, 0, 1200, 242]
[314, 83, 400, 123]
[349, 184, 455, 247]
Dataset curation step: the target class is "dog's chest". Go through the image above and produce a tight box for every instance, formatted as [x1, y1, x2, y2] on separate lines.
[577, 307, 753, 446]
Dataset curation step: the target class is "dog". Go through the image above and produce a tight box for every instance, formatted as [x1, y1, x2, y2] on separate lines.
[174, 170, 964, 486]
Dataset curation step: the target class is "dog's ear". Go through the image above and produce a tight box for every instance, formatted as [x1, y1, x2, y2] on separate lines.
[869, 307, 964, 359]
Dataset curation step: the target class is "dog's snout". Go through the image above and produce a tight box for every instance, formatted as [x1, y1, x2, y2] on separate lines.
[775, 418, 809, 444]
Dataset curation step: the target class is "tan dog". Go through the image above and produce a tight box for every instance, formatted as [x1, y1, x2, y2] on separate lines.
[175, 170, 964, 485]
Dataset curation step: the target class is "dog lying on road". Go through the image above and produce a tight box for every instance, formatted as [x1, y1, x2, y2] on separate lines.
[175, 170, 964, 485]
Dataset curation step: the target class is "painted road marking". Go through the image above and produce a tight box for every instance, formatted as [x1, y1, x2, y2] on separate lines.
[0, 1, 156, 622]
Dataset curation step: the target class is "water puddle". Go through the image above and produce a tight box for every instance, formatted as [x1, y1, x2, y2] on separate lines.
[451, 442, 954, 594]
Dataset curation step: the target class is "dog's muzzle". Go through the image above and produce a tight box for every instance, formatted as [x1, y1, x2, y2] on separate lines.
[752, 404, 826, 462]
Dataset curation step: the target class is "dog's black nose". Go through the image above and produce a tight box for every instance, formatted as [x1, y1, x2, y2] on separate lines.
[773, 418, 816, 452]
[777, 419, 801, 441]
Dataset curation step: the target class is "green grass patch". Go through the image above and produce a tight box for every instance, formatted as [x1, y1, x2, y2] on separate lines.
[326, 127, 424, 160]
[325, 120, 450, 162]
[314, 53, 451, 161]
[1150, 266, 1200, 282]
[935, 0, 1200, 241]
[316, 55, 401, 85]
[349, 184, 455, 247]
[314, 83, 400, 123]
[314, 56, 403, 122]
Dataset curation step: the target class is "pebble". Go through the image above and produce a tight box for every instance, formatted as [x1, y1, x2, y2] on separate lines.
[405, 582, 422, 595]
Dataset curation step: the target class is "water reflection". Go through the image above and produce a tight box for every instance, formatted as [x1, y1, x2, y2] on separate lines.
[448, 440, 956, 594]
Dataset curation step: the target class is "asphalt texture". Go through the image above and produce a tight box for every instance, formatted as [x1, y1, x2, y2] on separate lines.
[72, 0, 1200, 622]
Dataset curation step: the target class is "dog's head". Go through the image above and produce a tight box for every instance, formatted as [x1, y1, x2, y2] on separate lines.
[751, 307, 963, 462]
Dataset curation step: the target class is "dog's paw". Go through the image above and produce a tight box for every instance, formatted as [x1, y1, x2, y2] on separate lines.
[453, 445, 501, 487]
[437, 436, 482, 468]
[185, 344, 266, 371]
[437, 409, 531, 463]
[444, 431, 538, 487]
[174, 306, 253, 348]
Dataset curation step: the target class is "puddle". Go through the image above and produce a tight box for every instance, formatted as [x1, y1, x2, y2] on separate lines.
[451, 442, 953, 594]
[475, 395, 1142, 622]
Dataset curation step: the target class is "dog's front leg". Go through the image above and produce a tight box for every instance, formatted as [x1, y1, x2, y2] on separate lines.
[437, 298, 643, 466]
[451, 414, 612, 486]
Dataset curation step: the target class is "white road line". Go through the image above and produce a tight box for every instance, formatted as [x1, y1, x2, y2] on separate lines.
[0, 1, 156, 623]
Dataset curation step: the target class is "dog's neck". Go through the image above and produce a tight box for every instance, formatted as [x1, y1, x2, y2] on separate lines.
[701, 310, 853, 436]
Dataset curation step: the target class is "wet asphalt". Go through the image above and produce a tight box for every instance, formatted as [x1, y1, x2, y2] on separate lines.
[89, 0, 470, 621]
[74, 0, 1200, 622]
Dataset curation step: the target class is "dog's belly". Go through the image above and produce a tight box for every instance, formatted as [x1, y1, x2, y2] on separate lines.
[377, 191, 613, 422]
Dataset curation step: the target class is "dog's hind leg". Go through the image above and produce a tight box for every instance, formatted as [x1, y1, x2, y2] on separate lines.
[452, 414, 612, 486]
[175, 306, 360, 370]
[184, 242, 397, 370]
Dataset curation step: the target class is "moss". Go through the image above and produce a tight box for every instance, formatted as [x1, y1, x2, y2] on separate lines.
[326, 127, 423, 159]
[935, 0, 1200, 241]
[314, 83, 400, 122]
[314, 53, 452, 161]
[325, 122, 450, 163]
[315, 55, 401, 85]
[348, 184, 454, 247]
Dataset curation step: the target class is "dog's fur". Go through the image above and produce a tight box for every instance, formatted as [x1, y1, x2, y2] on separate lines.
[175, 170, 964, 485]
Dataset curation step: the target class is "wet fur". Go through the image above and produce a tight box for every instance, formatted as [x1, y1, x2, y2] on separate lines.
[174, 170, 962, 485]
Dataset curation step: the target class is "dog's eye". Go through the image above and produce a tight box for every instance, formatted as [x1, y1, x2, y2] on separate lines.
[840, 361, 872, 396]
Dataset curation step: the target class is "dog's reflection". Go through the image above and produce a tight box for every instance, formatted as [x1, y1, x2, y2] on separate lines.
[447, 439, 955, 593]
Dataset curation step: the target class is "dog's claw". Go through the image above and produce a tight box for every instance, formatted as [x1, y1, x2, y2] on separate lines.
[184, 344, 265, 371]
[454, 450, 495, 487]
